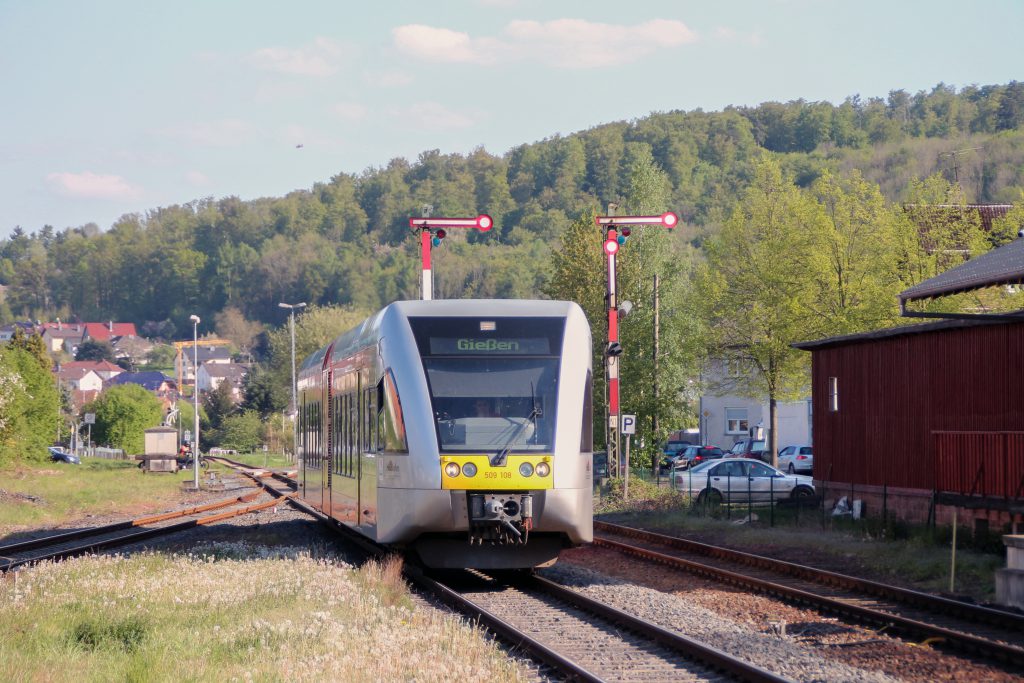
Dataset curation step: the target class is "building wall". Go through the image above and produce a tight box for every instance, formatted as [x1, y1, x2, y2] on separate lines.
[809, 321, 1024, 494]
[700, 394, 811, 449]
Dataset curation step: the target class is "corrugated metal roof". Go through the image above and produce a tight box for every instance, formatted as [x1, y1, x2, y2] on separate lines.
[792, 316, 1024, 351]
[899, 236, 1024, 303]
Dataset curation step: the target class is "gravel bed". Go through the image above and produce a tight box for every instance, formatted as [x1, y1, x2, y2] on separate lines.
[552, 547, 1023, 682]
[541, 558, 898, 683]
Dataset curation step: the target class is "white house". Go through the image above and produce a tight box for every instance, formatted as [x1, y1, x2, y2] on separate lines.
[197, 362, 248, 398]
[698, 359, 812, 450]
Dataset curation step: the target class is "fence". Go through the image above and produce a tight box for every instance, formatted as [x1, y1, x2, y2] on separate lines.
[76, 446, 129, 460]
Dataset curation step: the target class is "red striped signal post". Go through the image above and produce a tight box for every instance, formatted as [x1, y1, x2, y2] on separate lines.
[595, 211, 678, 476]
[409, 214, 494, 300]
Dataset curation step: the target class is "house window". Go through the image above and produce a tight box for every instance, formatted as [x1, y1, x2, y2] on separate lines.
[725, 408, 748, 435]
[828, 377, 839, 412]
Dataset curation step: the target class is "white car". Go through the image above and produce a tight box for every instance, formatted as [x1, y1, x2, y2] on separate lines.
[777, 445, 813, 474]
[673, 459, 815, 504]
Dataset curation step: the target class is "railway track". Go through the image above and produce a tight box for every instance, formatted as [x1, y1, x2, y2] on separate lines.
[0, 469, 294, 572]
[593, 520, 1024, 668]
[410, 567, 790, 682]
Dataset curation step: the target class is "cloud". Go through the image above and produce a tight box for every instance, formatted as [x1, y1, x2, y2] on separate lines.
[163, 119, 260, 147]
[46, 172, 140, 200]
[248, 37, 347, 76]
[333, 102, 369, 121]
[391, 102, 477, 130]
[392, 25, 485, 64]
[393, 18, 697, 69]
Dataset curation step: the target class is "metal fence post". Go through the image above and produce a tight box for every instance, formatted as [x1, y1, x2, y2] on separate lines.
[770, 474, 775, 527]
[727, 473, 731, 520]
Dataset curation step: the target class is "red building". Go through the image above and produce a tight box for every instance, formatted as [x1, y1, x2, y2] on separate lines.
[794, 233, 1024, 527]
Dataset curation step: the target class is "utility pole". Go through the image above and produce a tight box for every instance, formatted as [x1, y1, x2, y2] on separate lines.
[652, 272, 660, 475]
[279, 302, 307, 463]
[189, 314, 201, 489]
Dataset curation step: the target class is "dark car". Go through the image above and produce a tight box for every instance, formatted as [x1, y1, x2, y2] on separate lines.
[661, 440, 692, 459]
[727, 438, 768, 463]
[48, 446, 81, 465]
[593, 451, 609, 479]
[676, 445, 726, 470]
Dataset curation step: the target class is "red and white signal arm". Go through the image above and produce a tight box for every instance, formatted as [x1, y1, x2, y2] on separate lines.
[603, 239, 619, 256]
[409, 214, 493, 231]
[595, 212, 679, 228]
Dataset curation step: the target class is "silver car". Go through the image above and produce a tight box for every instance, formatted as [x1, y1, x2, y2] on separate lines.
[673, 458, 814, 505]
[777, 445, 813, 474]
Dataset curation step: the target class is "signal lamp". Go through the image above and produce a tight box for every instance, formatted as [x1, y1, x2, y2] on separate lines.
[436, 229, 447, 239]
[462, 462, 478, 477]
[617, 235, 626, 245]
[603, 239, 619, 256]
[444, 462, 461, 477]
[519, 462, 534, 477]
[535, 461, 550, 477]
[621, 227, 632, 237]
[607, 342, 623, 357]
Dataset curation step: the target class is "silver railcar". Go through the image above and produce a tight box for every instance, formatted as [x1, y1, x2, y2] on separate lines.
[297, 299, 593, 569]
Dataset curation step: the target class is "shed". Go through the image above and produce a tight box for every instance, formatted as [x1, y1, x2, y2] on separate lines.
[144, 426, 179, 457]
[794, 232, 1024, 525]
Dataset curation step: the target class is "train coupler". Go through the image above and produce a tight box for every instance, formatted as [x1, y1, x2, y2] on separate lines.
[468, 493, 533, 545]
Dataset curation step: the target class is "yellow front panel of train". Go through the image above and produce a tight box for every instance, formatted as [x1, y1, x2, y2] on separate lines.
[440, 454, 553, 490]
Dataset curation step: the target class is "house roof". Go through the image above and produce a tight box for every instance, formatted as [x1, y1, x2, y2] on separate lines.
[792, 316, 1024, 351]
[83, 322, 139, 341]
[63, 360, 123, 374]
[57, 366, 101, 382]
[899, 234, 1024, 304]
[108, 371, 175, 392]
[201, 362, 248, 380]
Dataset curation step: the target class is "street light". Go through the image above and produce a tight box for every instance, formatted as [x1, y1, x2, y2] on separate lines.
[189, 314, 201, 489]
[278, 302, 306, 462]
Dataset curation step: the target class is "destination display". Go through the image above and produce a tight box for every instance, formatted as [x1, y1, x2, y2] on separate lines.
[429, 337, 551, 355]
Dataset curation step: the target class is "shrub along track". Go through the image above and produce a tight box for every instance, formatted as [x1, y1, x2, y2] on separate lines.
[593, 520, 1024, 670]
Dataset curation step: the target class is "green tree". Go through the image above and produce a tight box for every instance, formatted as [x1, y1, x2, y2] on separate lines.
[217, 410, 264, 452]
[0, 346, 59, 464]
[806, 170, 907, 333]
[85, 384, 164, 453]
[692, 157, 824, 467]
[202, 380, 237, 437]
[75, 339, 116, 363]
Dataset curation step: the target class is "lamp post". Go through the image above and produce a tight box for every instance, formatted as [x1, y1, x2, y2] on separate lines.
[278, 302, 306, 462]
[189, 314, 201, 489]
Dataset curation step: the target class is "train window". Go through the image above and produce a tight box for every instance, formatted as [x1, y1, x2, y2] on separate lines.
[581, 370, 593, 453]
[380, 369, 408, 453]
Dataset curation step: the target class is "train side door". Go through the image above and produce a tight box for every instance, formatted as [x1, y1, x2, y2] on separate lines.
[322, 367, 332, 512]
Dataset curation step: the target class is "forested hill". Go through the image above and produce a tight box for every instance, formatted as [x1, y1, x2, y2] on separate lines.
[2, 81, 1023, 335]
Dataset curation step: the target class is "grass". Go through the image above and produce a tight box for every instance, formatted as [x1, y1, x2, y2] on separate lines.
[597, 476, 1006, 602]
[0, 544, 524, 682]
[0, 459, 195, 536]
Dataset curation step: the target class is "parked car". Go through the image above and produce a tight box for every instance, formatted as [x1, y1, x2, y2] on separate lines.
[675, 445, 725, 470]
[48, 446, 81, 465]
[661, 440, 692, 459]
[777, 445, 813, 474]
[673, 458, 815, 504]
[593, 451, 609, 479]
[727, 438, 768, 462]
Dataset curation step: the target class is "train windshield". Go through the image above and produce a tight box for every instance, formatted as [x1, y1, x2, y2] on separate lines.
[408, 316, 563, 453]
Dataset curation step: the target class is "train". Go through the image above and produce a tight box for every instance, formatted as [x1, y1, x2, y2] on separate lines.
[296, 299, 594, 569]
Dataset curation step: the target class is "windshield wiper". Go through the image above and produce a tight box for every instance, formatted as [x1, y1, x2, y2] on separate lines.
[491, 382, 542, 467]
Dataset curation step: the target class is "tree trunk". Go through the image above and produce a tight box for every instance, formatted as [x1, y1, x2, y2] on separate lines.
[769, 395, 778, 468]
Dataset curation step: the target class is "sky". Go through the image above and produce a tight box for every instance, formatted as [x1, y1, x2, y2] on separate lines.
[1, 0, 1022, 239]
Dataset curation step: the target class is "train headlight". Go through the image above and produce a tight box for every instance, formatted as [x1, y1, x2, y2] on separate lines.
[444, 462, 461, 478]
[519, 462, 534, 477]
[462, 462, 478, 477]
[535, 461, 550, 477]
